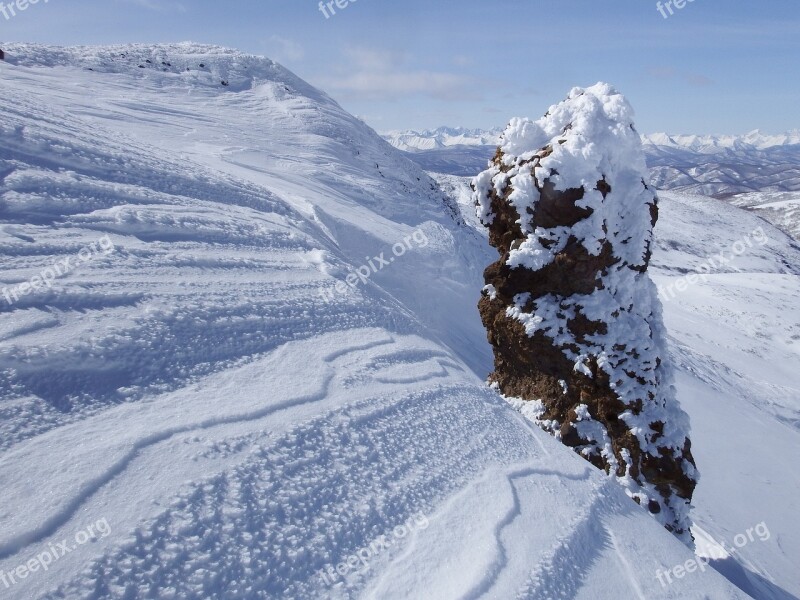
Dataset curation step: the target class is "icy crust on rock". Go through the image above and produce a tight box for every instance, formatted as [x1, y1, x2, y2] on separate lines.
[476, 83, 656, 270]
[474, 83, 698, 542]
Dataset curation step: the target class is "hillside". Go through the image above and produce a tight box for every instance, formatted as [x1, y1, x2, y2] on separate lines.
[728, 192, 800, 240]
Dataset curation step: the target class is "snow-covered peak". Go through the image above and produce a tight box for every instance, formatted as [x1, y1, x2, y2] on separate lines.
[642, 129, 800, 152]
[385, 120, 800, 157]
[0, 42, 322, 97]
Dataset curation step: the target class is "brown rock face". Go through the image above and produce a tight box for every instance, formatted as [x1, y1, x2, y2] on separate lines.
[474, 84, 698, 542]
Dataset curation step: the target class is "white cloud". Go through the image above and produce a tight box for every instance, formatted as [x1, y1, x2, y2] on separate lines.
[320, 45, 479, 102]
[265, 36, 305, 63]
[340, 46, 405, 71]
[330, 71, 476, 101]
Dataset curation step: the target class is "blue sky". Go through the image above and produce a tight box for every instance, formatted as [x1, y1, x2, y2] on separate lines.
[3, 0, 799, 134]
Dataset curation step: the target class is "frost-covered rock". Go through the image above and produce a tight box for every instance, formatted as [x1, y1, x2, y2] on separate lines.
[474, 83, 698, 542]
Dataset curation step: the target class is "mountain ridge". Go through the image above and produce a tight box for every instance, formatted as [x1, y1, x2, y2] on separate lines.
[382, 126, 800, 153]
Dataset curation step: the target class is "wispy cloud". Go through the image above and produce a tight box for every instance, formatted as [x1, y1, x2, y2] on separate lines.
[265, 36, 305, 63]
[318, 45, 480, 102]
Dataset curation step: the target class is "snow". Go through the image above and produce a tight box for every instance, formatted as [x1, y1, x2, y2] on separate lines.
[387, 125, 800, 198]
[650, 191, 800, 600]
[641, 130, 800, 152]
[0, 43, 795, 599]
[381, 127, 503, 152]
[728, 191, 800, 240]
[390, 127, 800, 156]
[642, 131, 800, 198]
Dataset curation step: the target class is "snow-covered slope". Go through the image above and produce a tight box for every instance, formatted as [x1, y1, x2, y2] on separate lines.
[0, 44, 794, 599]
[644, 143, 800, 197]
[727, 192, 800, 240]
[650, 190, 800, 600]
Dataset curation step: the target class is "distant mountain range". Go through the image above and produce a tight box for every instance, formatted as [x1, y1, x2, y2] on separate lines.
[642, 130, 800, 152]
[383, 127, 800, 239]
[382, 126, 503, 152]
[642, 133, 800, 197]
[383, 126, 800, 155]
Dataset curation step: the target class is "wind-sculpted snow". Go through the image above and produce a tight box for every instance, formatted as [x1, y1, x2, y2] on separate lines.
[0, 82, 415, 450]
[0, 328, 744, 599]
[0, 44, 787, 599]
[39, 337, 551, 599]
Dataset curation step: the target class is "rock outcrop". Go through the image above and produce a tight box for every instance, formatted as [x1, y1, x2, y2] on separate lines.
[473, 83, 698, 542]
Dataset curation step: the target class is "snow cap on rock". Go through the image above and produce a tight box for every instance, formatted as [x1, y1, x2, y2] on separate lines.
[474, 82, 698, 543]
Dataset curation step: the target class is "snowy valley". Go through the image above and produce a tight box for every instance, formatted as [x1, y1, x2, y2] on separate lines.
[0, 43, 798, 600]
